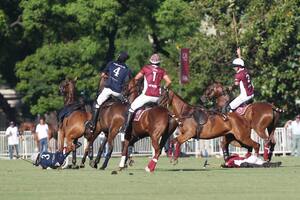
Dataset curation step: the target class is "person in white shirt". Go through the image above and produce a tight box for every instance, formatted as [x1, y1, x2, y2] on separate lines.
[5, 121, 19, 159]
[35, 117, 49, 153]
[285, 114, 300, 156]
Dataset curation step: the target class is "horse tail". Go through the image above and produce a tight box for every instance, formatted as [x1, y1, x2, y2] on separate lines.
[267, 105, 283, 137]
[271, 105, 284, 113]
[58, 128, 65, 152]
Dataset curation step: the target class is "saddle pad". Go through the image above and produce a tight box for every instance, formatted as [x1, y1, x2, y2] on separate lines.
[133, 108, 151, 121]
[235, 104, 251, 116]
[58, 103, 83, 123]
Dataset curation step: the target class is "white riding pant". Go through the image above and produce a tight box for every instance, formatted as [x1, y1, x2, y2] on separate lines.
[96, 87, 121, 108]
[129, 94, 159, 112]
[229, 94, 254, 110]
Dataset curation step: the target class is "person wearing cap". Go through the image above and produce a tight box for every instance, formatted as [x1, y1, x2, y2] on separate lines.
[227, 48, 254, 112]
[5, 121, 20, 159]
[88, 51, 132, 130]
[119, 53, 172, 135]
[284, 115, 300, 156]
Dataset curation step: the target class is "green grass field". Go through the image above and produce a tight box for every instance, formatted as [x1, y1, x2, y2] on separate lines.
[1, 156, 300, 200]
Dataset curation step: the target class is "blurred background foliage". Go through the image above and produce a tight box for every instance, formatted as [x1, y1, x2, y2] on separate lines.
[0, 0, 299, 123]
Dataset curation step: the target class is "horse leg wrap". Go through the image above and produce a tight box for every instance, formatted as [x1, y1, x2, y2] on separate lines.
[174, 142, 181, 159]
[146, 158, 158, 172]
[268, 143, 275, 161]
[88, 145, 93, 160]
[119, 156, 126, 168]
[222, 149, 229, 161]
[263, 143, 270, 161]
[168, 140, 173, 158]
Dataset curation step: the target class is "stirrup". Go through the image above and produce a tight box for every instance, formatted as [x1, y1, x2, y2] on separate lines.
[221, 114, 228, 121]
[84, 121, 94, 133]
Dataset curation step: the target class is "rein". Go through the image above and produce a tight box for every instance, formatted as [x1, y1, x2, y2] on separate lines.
[161, 89, 202, 125]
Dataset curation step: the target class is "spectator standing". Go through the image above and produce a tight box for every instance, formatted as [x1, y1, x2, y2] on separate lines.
[5, 121, 19, 159]
[35, 117, 49, 153]
[285, 114, 300, 156]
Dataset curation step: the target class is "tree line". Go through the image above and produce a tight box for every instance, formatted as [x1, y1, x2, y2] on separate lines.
[0, 0, 299, 123]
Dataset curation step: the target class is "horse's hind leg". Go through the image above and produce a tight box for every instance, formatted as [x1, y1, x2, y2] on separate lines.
[145, 134, 162, 172]
[80, 141, 93, 168]
[71, 139, 79, 169]
[267, 134, 276, 161]
[221, 134, 240, 161]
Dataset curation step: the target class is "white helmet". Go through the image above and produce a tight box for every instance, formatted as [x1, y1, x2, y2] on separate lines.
[232, 58, 244, 67]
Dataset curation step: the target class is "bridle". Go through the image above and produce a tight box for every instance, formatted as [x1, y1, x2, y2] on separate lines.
[122, 80, 141, 102]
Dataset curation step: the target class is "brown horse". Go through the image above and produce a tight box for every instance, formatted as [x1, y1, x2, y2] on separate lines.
[19, 121, 57, 152]
[82, 78, 177, 172]
[159, 89, 259, 163]
[58, 78, 92, 168]
[80, 77, 138, 169]
[201, 82, 283, 161]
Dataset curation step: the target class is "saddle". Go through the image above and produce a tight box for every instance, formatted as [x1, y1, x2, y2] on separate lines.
[101, 95, 128, 109]
[234, 99, 253, 116]
[58, 102, 85, 124]
[133, 102, 158, 122]
[175, 107, 208, 139]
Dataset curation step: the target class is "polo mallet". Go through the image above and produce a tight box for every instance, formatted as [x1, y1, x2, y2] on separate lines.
[229, 0, 240, 47]
[202, 149, 209, 169]
[14, 155, 35, 165]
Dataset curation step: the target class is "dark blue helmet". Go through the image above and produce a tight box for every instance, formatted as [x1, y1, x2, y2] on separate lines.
[117, 51, 129, 63]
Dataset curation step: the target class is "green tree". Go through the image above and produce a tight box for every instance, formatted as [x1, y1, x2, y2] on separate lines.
[16, 37, 100, 114]
[186, 0, 300, 121]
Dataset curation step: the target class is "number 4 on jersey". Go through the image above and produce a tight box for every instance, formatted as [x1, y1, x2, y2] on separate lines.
[113, 67, 121, 77]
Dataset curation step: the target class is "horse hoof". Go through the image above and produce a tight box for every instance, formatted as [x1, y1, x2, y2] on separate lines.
[118, 167, 125, 171]
[172, 159, 178, 166]
[145, 166, 153, 173]
[72, 165, 79, 169]
[89, 161, 97, 169]
[111, 170, 118, 175]
[99, 166, 106, 170]
[128, 159, 135, 167]
[79, 164, 85, 168]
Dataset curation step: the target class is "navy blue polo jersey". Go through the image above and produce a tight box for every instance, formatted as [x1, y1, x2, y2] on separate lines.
[103, 61, 131, 93]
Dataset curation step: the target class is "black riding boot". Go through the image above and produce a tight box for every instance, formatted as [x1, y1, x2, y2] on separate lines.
[88, 107, 100, 131]
[120, 110, 134, 134]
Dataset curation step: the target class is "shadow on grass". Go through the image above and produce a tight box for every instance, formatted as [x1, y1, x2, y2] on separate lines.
[157, 168, 229, 172]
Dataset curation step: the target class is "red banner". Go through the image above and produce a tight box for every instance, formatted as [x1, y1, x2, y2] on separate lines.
[180, 48, 190, 84]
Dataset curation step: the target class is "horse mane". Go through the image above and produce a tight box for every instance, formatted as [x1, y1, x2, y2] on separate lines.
[171, 90, 204, 109]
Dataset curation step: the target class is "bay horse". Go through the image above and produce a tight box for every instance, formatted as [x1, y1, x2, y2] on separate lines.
[159, 89, 259, 163]
[58, 78, 92, 168]
[80, 77, 138, 169]
[201, 82, 283, 161]
[82, 78, 178, 172]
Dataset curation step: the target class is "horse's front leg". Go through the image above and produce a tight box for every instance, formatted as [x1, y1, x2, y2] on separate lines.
[100, 140, 113, 170]
[90, 137, 107, 169]
[118, 139, 129, 171]
[172, 131, 194, 164]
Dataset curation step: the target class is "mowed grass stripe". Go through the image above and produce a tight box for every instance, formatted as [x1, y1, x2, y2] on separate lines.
[0, 156, 300, 200]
